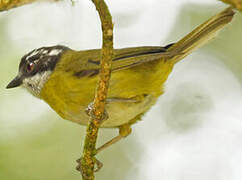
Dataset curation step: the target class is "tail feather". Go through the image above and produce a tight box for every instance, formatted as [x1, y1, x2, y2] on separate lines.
[167, 7, 235, 63]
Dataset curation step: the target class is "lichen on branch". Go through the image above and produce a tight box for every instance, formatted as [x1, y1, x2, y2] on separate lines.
[80, 0, 114, 180]
[0, 0, 36, 11]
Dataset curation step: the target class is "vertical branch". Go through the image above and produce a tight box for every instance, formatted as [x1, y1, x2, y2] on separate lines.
[80, 0, 113, 180]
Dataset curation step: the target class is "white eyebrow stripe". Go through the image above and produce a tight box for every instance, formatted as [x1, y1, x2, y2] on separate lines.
[49, 49, 63, 56]
[26, 49, 38, 60]
[31, 49, 38, 56]
[43, 50, 48, 54]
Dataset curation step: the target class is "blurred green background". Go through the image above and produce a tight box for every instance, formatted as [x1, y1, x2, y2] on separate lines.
[0, 1, 242, 180]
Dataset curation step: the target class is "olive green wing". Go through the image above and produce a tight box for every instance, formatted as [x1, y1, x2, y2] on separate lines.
[85, 45, 174, 72]
[59, 46, 174, 78]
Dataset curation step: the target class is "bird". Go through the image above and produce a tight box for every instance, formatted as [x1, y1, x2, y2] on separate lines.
[6, 7, 235, 152]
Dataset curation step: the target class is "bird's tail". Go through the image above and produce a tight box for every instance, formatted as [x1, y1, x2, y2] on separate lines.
[167, 7, 235, 63]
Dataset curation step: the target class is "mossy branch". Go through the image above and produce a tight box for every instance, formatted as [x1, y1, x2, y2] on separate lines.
[80, 0, 113, 180]
[0, 0, 36, 11]
[0, 0, 58, 12]
[220, 0, 242, 10]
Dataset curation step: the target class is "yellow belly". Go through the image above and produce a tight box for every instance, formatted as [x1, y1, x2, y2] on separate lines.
[40, 59, 174, 128]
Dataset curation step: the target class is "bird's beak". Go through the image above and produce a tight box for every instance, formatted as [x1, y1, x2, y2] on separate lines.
[6, 75, 23, 89]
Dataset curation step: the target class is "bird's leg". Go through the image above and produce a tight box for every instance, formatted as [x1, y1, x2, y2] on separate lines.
[96, 124, 132, 154]
[79, 96, 141, 173]
[76, 124, 132, 173]
[94, 110, 147, 155]
[85, 95, 146, 155]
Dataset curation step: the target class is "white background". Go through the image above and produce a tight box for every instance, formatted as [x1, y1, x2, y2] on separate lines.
[1, 0, 242, 179]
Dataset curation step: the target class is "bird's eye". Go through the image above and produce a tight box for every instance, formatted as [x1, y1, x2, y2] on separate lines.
[27, 62, 35, 72]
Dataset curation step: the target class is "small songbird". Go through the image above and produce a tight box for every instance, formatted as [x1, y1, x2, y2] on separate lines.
[6, 8, 235, 151]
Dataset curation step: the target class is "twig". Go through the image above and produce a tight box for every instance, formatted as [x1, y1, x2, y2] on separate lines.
[0, 0, 37, 11]
[220, 0, 242, 10]
[80, 0, 113, 180]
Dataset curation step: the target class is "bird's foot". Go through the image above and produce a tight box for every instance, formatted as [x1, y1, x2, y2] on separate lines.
[76, 157, 103, 177]
[85, 102, 109, 123]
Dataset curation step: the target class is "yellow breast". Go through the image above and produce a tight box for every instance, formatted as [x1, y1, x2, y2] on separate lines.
[40, 52, 175, 128]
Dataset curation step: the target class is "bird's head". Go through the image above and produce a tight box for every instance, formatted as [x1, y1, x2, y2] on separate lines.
[6, 45, 68, 97]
